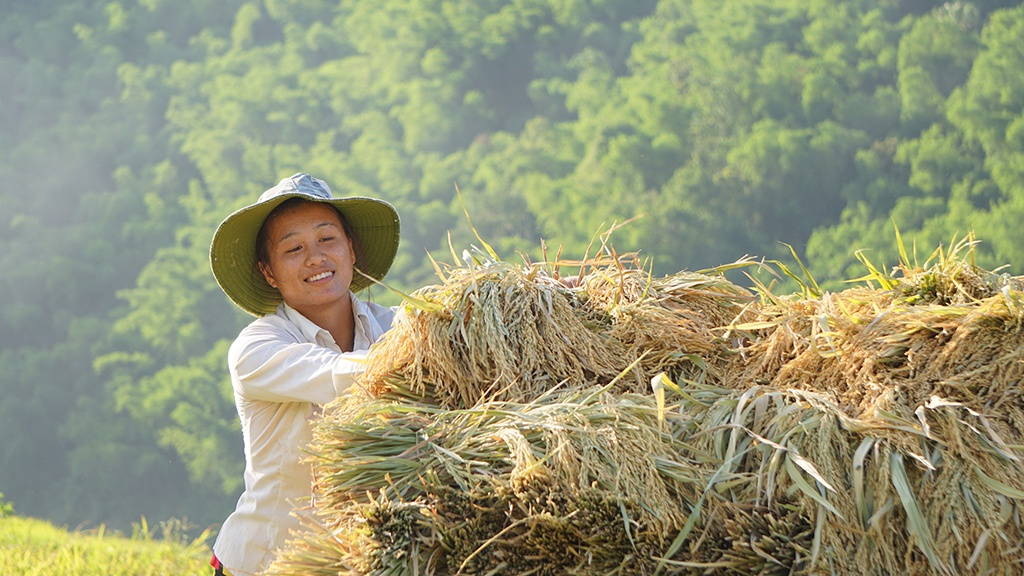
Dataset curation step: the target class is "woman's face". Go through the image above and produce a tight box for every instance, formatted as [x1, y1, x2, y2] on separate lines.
[258, 201, 356, 315]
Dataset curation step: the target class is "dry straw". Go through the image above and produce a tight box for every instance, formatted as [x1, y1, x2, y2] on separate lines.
[268, 236, 1024, 576]
[360, 249, 753, 408]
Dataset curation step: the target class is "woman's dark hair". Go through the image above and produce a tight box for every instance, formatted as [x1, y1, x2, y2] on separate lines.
[255, 198, 366, 273]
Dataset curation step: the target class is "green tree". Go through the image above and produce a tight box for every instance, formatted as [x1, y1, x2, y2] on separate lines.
[808, 3, 1024, 283]
[0, 0, 243, 530]
[945, 4, 1024, 268]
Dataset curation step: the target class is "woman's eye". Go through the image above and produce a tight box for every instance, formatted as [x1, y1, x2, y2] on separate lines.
[285, 245, 301, 253]
[320, 236, 336, 243]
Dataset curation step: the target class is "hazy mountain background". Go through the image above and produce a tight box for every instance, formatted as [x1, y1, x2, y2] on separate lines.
[3, 0, 1023, 534]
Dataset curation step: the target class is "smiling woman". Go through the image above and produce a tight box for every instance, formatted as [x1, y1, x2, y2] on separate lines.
[207, 173, 401, 576]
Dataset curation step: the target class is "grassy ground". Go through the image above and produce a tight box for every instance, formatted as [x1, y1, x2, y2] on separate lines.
[0, 515, 213, 576]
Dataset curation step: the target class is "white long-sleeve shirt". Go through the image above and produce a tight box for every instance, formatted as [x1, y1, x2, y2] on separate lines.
[213, 294, 395, 576]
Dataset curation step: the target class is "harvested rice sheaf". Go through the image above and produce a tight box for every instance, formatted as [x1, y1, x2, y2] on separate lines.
[268, 246, 1024, 576]
[360, 257, 754, 408]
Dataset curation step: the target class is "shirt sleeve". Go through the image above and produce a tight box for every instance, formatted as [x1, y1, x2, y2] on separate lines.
[228, 320, 370, 404]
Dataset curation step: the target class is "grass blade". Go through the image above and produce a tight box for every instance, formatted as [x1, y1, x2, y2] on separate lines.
[890, 452, 946, 573]
[784, 454, 843, 519]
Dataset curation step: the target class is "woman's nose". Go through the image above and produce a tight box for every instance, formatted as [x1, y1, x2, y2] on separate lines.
[306, 244, 327, 264]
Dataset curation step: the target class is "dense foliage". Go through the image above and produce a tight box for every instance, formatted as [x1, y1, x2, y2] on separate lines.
[3, 0, 1024, 534]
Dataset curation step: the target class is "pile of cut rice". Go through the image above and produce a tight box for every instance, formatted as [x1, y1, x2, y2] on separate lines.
[267, 241, 1024, 576]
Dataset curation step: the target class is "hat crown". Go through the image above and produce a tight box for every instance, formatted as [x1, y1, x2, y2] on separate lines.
[258, 173, 333, 202]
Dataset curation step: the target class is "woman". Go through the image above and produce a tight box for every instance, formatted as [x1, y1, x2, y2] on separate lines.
[207, 173, 401, 575]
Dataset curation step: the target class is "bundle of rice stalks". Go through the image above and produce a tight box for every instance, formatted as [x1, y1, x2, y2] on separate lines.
[667, 383, 1024, 575]
[272, 386, 705, 575]
[879, 234, 1024, 306]
[726, 239, 1024, 418]
[361, 252, 754, 408]
[580, 261, 756, 389]
[272, 377, 1024, 575]
[267, 238, 1024, 576]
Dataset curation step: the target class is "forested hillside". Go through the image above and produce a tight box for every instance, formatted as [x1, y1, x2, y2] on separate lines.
[3, 0, 1023, 534]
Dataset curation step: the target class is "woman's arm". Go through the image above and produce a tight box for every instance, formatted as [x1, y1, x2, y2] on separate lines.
[228, 321, 370, 404]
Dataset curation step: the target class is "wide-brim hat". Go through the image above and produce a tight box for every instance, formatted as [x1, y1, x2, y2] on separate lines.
[210, 173, 400, 316]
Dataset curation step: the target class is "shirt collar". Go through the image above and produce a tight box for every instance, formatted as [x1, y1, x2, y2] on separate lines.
[278, 293, 373, 350]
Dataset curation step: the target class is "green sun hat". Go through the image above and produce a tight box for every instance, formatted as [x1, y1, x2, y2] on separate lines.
[210, 173, 401, 316]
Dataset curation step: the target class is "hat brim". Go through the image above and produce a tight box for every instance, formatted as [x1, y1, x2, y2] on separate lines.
[210, 193, 400, 316]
